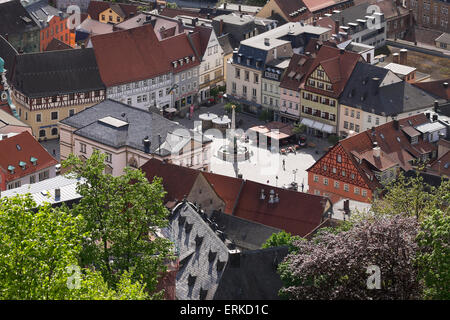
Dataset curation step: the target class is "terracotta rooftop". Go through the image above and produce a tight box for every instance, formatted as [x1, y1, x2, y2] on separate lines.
[412, 79, 450, 101]
[141, 158, 331, 236]
[0, 131, 57, 183]
[90, 24, 171, 87]
[280, 53, 313, 91]
[301, 44, 361, 98]
[273, 0, 312, 22]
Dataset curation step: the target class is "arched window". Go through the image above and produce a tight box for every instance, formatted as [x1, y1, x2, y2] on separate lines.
[39, 129, 45, 137]
[51, 128, 58, 136]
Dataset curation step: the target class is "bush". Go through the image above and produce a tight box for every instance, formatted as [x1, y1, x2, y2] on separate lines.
[327, 134, 339, 145]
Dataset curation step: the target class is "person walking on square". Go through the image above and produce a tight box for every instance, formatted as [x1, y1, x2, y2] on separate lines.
[282, 159, 286, 171]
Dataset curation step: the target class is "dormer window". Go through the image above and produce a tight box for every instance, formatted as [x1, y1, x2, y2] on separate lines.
[192, 55, 195, 61]
[8, 165, 15, 174]
[30, 157, 37, 165]
[173, 61, 178, 68]
[185, 57, 189, 63]
[19, 161, 26, 170]
[179, 59, 184, 66]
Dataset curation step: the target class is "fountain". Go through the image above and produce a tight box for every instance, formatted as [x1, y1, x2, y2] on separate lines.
[217, 105, 250, 162]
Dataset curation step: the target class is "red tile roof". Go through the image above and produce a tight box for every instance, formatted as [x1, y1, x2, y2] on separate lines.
[309, 114, 436, 191]
[0, 131, 57, 183]
[160, 33, 200, 73]
[141, 158, 330, 236]
[280, 53, 313, 91]
[273, 0, 312, 22]
[90, 24, 171, 87]
[412, 79, 450, 100]
[301, 45, 361, 98]
[159, 7, 205, 19]
[87, 1, 138, 21]
[192, 25, 212, 57]
[232, 180, 330, 237]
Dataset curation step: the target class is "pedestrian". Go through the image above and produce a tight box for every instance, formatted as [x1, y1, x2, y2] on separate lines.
[267, 180, 269, 184]
[282, 159, 286, 171]
[301, 182, 304, 192]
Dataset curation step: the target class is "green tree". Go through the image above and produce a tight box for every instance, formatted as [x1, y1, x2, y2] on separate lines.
[292, 123, 306, 136]
[0, 194, 150, 300]
[62, 151, 174, 297]
[416, 209, 450, 300]
[372, 171, 450, 220]
[262, 231, 302, 252]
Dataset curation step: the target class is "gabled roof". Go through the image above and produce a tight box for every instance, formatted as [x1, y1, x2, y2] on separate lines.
[141, 158, 331, 237]
[0, 131, 57, 183]
[232, 179, 330, 237]
[44, 38, 72, 52]
[12, 47, 104, 97]
[280, 53, 313, 90]
[273, 0, 312, 22]
[412, 79, 450, 101]
[90, 24, 171, 87]
[160, 32, 200, 73]
[210, 210, 283, 251]
[301, 44, 361, 98]
[25, 0, 67, 28]
[87, 0, 138, 21]
[217, 33, 233, 55]
[191, 25, 213, 58]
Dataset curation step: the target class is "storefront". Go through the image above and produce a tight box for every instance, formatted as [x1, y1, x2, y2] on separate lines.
[300, 118, 335, 137]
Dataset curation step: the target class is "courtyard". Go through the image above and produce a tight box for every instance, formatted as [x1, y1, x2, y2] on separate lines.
[176, 102, 333, 192]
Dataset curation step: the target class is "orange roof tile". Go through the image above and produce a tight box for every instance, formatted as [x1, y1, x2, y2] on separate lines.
[0, 131, 57, 183]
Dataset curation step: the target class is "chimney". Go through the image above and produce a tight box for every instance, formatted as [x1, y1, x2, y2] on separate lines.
[143, 136, 151, 153]
[432, 114, 438, 122]
[434, 100, 439, 112]
[392, 52, 399, 64]
[425, 112, 431, 119]
[393, 119, 399, 131]
[224, 2, 227, 10]
[219, 19, 223, 35]
[228, 249, 240, 268]
[343, 199, 350, 215]
[373, 142, 381, 158]
[399, 49, 407, 65]
[334, 19, 340, 35]
[55, 188, 61, 200]
[264, 38, 270, 46]
[239, 5, 242, 12]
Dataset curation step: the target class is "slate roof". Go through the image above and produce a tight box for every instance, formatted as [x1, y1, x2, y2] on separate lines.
[0, 0, 40, 36]
[0, 131, 58, 183]
[12, 47, 104, 97]
[164, 201, 230, 300]
[340, 62, 438, 117]
[329, 2, 371, 26]
[60, 99, 208, 155]
[210, 210, 283, 251]
[0, 36, 18, 82]
[217, 33, 233, 55]
[164, 201, 290, 300]
[213, 246, 289, 300]
[25, 0, 67, 28]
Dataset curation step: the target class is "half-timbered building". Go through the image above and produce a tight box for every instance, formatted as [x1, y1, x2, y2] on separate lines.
[307, 114, 443, 204]
[299, 44, 361, 137]
[10, 47, 105, 140]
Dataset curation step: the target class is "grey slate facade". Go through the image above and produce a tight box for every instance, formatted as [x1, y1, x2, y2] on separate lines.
[164, 201, 289, 300]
